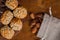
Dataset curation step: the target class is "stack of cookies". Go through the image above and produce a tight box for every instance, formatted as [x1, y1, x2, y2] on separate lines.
[0, 0, 27, 39]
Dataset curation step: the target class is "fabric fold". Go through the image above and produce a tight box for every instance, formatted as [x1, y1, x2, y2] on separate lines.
[37, 14, 60, 40]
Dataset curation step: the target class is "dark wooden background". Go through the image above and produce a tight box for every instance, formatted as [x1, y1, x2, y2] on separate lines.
[18, 0, 60, 19]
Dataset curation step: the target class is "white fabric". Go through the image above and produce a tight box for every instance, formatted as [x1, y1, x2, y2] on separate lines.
[37, 14, 50, 38]
[37, 14, 60, 40]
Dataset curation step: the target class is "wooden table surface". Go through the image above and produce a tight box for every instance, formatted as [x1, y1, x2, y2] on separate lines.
[18, 0, 60, 19]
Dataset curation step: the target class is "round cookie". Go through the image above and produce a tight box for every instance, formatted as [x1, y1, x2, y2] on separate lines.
[0, 26, 15, 39]
[31, 27, 37, 34]
[13, 7, 27, 19]
[10, 18, 23, 31]
[1, 10, 13, 25]
[5, 0, 18, 10]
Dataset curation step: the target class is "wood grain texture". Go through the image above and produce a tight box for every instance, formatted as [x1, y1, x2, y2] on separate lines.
[18, 0, 50, 13]
[51, 0, 60, 18]
[18, 0, 60, 18]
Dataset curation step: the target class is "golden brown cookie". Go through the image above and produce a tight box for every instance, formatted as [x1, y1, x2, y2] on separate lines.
[0, 26, 15, 39]
[13, 7, 27, 19]
[5, 0, 18, 10]
[1, 10, 13, 25]
[10, 18, 22, 31]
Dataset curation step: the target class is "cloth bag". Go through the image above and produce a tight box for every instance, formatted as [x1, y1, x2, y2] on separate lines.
[37, 14, 60, 40]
